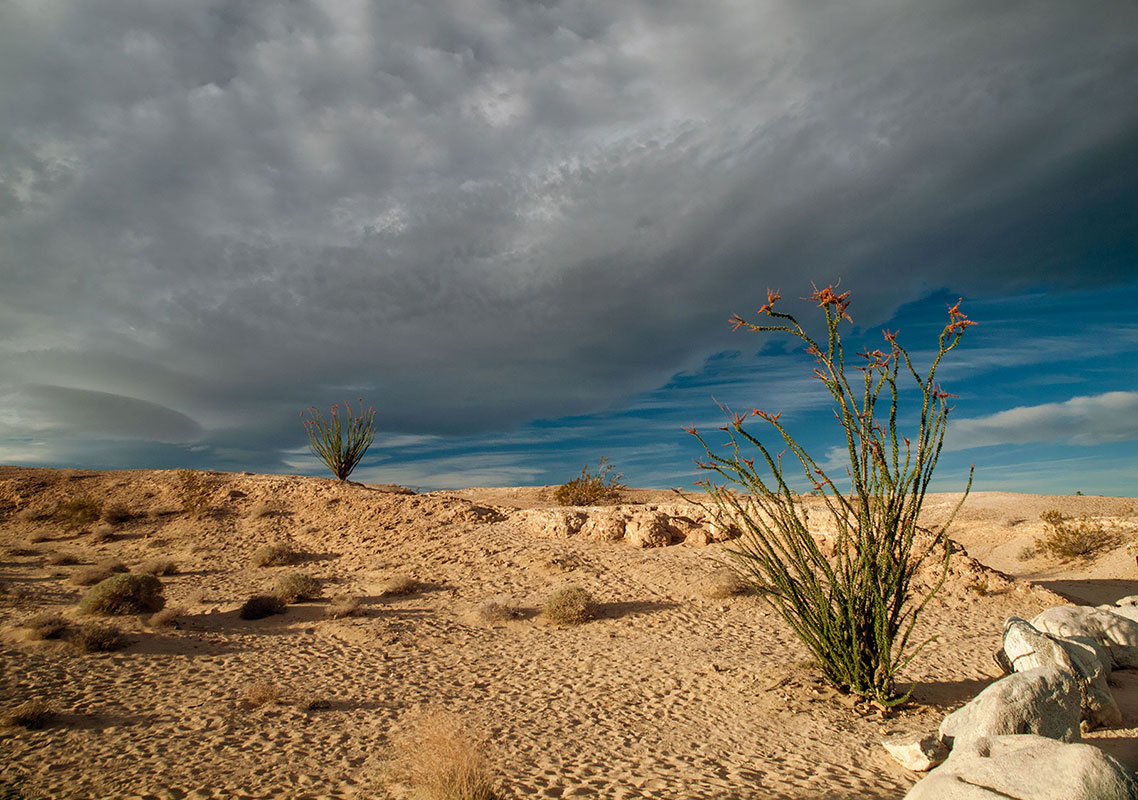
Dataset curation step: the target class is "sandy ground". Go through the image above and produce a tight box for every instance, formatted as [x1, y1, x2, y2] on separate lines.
[0, 467, 1136, 799]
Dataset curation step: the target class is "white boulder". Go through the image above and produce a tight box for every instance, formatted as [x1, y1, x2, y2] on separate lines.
[1032, 605, 1138, 669]
[939, 667, 1081, 748]
[904, 734, 1138, 800]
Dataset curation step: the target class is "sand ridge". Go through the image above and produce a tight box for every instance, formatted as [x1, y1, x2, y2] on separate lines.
[1, 467, 1135, 798]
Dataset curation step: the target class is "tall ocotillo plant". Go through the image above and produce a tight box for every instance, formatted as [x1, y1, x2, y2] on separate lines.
[688, 285, 975, 706]
[301, 399, 377, 481]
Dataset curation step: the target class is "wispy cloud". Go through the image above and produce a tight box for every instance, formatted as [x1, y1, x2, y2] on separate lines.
[949, 391, 1138, 450]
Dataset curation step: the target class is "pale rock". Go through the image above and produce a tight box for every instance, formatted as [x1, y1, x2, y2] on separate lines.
[1002, 616, 1121, 729]
[513, 509, 586, 539]
[882, 733, 949, 771]
[579, 512, 628, 542]
[624, 513, 678, 548]
[939, 667, 1081, 748]
[904, 734, 1138, 800]
[1102, 603, 1138, 626]
[1115, 595, 1138, 606]
[1032, 605, 1138, 668]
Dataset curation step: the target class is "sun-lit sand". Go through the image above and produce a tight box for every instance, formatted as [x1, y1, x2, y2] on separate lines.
[2, 466, 1136, 799]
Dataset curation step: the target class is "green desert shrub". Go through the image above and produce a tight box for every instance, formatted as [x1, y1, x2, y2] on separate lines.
[77, 573, 165, 616]
[70, 624, 129, 652]
[53, 497, 102, 531]
[690, 285, 974, 707]
[273, 572, 322, 604]
[239, 594, 285, 620]
[543, 586, 595, 625]
[249, 542, 298, 568]
[1035, 510, 1121, 561]
[301, 399, 377, 482]
[553, 458, 625, 506]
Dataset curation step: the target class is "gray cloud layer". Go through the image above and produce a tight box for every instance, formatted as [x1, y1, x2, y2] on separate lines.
[2, 1, 1138, 469]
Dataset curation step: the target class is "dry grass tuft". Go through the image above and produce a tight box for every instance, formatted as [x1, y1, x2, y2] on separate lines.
[249, 542, 298, 568]
[69, 565, 115, 586]
[474, 596, 520, 623]
[53, 497, 102, 531]
[239, 594, 286, 620]
[388, 711, 504, 800]
[2, 699, 56, 729]
[248, 500, 279, 518]
[149, 605, 184, 627]
[242, 681, 285, 709]
[273, 572, 322, 604]
[70, 623, 129, 652]
[378, 575, 419, 597]
[89, 523, 116, 543]
[22, 613, 67, 640]
[697, 567, 752, 599]
[102, 503, 132, 525]
[136, 558, 178, 576]
[77, 573, 165, 616]
[96, 557, 128, 573]
[543, 586, 595, 625]
[44, 552, 79, 566]
[325, 594, 365, 619]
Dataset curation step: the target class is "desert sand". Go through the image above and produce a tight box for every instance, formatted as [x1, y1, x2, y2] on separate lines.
[1, 466, 1136, 799]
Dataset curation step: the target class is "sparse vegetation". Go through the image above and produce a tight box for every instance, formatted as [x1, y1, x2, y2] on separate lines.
[325, 594, 364, 619]
[553, 458, 625, 506]
[69, 565, 116, 586]
[96, 557, 128, 573]
[1035, 510, 1122, 561]
[697, 567, 751, 600]
[239, 594, 285, 620]
[273, 572, 322, 603]
[543, 586, 595, 625]
[388, 711, 504, 800]
[248, 500, 279, 518]
[136, 558, 178, 576]
[22, 613, 67, 640]
[378, 575, 419, 596]
[44, 551, 79, 566]
[2, 699, 56, 729]
[70, 623, 129, 652]
[301, 399, 377, 482]
[149, 605, 184, 627]
[689, 285, 974, 706]
[89, 523, 116, 543]
[177, 470, 213, 516]
[77, 573, 165, 616]
[1016, 545, 1036, 561]
[242, 681, 284, 709]
[53, 497, 102, 531]
[475, 596, 520, 623]
[102, 503, 132, 525]
[249, 542, 298, 568]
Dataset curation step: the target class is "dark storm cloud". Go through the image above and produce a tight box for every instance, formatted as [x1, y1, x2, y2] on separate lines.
[2, 0, 1137, 467]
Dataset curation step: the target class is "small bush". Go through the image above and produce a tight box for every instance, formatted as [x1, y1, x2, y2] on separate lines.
[44, 552, 79, 566]
[242, 681, 284, 709]
[1035, 510, 1122, 561]
[23, 613, 67, 640]
[697, 567, 751, 599]
[249, 501, 279, 518]
[239, 594, 285, 620]
[388, 711, 504, 800]
[70, 624, 128, 652]
[149, 605, 184, 627]
[249, 542, 297, 568]
[474, 596, 520, 623]
[102, 503, 132, 525]
[273, 572, 322, 604]
[325, 594, 364, 619]
[77, 573, 165, 616]
[378, 575, 419, 596]
[301, 399, 377, 482]
[89, 523, 116, 543]
[53, 497, 102, 531]
[543, 586, 595, 625]
[177, 470, 213, 516]
[2, 699, 56, 729]
[553, 458, 625, 506]
[136, 558, 177, 576]
[95, 557, 128, 574]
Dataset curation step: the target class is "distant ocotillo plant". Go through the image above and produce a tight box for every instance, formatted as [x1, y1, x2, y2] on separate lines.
[301, 399, 376, 481]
